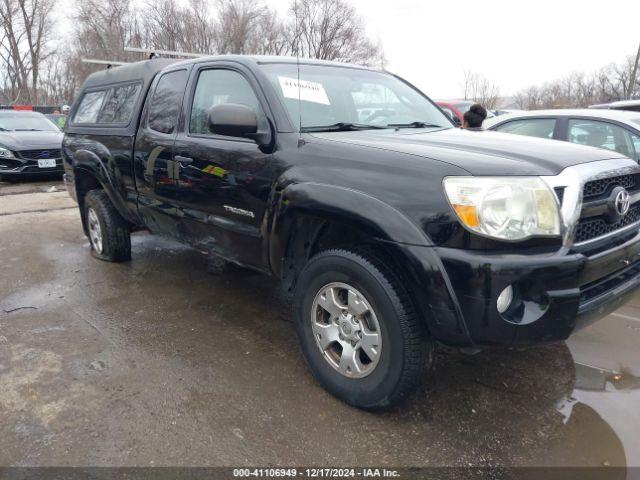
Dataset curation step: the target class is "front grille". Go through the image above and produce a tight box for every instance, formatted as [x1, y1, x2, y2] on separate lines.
[575, 205, 640, 243]
[574, 173, 640, 244]
[18, 149, 62, 160]
[583, 174, 637, 199]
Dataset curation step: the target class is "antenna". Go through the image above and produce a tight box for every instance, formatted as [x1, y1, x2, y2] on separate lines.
[294, 0, 302, 136]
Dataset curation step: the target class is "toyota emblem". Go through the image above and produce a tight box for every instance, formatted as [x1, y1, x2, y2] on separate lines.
[615, 188, 631, 216]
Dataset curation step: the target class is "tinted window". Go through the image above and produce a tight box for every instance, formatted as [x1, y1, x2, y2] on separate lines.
[74, 90, 107, 123]
[148, 70, 188, 134]
[495, 118, 556, 139]
[568, 119, 637, 160]
[190, 69, 262, 135]
[97, 83, 142, 123]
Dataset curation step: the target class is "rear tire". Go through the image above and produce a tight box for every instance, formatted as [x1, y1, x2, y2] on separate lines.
[84, 189, 131, 262]
[294, 248, 432, 409]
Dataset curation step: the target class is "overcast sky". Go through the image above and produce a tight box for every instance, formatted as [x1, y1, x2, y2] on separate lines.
[273, 0, 640, 99]
[56, 0, 640, 99]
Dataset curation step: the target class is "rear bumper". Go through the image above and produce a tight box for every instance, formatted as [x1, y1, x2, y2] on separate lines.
[430, 230, 640, 347]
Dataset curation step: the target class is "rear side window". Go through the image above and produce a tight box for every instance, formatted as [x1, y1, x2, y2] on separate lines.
[495, 118, 556, 139]
[73, 90, 107, 123]
[569, 119, 638, 161]
[148, 70, 188, 134]
[97, 83, 142, 124]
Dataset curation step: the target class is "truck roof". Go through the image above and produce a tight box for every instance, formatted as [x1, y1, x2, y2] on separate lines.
[166, 54, 380, 71]
[81, 58, 179, 89]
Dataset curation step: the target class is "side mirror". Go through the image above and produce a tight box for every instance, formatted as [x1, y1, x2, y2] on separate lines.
[207, 104, 258, 138]
[450, 114, 462, 127]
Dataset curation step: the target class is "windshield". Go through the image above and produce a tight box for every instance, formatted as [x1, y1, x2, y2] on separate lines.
[0, 113, 59, 132]
[260, 63, 452, 131]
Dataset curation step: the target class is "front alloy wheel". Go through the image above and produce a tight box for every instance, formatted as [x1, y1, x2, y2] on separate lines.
[311, 282, 382, 378]
[294, 248, 432, 409]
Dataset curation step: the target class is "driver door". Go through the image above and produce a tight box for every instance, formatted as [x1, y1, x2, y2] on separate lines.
[172, 65, 275, 269]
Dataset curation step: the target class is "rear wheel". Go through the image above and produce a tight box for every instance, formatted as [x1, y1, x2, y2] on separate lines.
[84, 189, 131, 262]
[294, 248, 432, 409]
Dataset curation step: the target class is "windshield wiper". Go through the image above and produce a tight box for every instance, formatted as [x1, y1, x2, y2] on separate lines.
[387, 121, 444, 129]
[15, 128, 44, 131]
[301, 122, 388, 133]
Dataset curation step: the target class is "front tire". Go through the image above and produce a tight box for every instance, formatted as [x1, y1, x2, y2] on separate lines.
[294, 248, 432, 409]
[84, 190, 131, 262]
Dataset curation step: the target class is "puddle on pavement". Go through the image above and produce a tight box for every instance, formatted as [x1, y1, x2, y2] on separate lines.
[563, 311, 640, 471]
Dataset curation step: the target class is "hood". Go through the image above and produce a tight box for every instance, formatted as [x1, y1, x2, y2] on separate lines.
[0, 130, 63, 151]
[310, 128, 628, 176]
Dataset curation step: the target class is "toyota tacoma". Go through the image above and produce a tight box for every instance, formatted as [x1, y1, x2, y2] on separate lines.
[63, 56, 640, 408]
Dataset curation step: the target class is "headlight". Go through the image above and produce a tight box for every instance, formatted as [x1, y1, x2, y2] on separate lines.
[443, 176, 560, 241]
[0, 146, 16, 159]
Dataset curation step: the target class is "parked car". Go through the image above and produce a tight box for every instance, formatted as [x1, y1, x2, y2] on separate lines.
[0, 110, 64, 180]
[64, 56, 640, 409]
[492, 108, 523, 117]
[436, 100, 495, 124]
[484, 109, 640, 162]
[589, 99, 640, 112]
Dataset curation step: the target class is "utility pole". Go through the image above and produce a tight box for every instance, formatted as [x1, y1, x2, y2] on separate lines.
[628, 41, 640, 99]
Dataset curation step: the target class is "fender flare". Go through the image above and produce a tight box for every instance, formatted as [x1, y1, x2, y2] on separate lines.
[71, 149, 137, 226]
[268, 182, 473, 346]
[268, 182, 432, 276]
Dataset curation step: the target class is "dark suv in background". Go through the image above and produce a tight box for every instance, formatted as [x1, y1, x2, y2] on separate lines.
[0, 110, 64, 180]
[63, 56, 640, 408]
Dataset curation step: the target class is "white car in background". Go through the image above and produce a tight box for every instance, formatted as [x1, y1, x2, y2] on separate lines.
[483, 109, 640, 162]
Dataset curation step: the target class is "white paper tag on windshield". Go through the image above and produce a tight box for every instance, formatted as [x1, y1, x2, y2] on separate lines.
[278, 76, 330, 105]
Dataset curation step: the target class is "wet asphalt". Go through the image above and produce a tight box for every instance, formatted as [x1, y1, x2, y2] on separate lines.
[0, 181, 639, 473]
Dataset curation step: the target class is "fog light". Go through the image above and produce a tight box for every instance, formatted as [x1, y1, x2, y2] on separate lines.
[497, 285, 514, 314]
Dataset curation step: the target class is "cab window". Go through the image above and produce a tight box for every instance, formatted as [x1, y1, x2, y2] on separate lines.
[97, 83, 142, 124]
[495, 118, 556, 139]
[568, 119, 638, 161]
[73, 90, 107, 124]
[190, 69, 263, 136]
[148, 70, 189, 134]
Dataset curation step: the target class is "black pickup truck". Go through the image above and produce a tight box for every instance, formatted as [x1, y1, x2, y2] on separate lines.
[63, 56, 640, 408]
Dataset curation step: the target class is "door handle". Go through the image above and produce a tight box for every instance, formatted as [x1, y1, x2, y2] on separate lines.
[175, 155, 193, 165]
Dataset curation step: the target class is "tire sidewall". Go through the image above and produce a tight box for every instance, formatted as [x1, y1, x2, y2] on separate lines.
[294, 252, 408, 407]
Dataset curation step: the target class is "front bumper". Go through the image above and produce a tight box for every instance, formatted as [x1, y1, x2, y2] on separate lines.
[433, 230, 640, 347]
[0, 157, 64, 177]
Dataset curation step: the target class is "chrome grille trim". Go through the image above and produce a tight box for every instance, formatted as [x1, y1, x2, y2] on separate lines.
[541, 158, 640, 248]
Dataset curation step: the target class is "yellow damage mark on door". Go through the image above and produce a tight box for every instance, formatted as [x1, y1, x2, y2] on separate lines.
[201, 165, 227, 177]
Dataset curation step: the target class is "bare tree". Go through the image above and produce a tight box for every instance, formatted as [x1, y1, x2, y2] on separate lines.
[55, 0, 143, 103]
[514, 53, 640, 110]
[141, 0, 216, 55]
[291, 0, 384, 67]
[213, 0, 288, 56]
[0, 0, 56, 104]
[461, 69, 501, 109]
